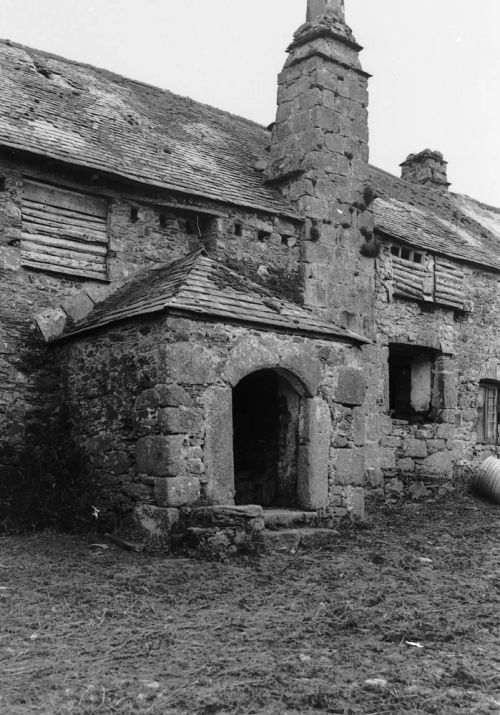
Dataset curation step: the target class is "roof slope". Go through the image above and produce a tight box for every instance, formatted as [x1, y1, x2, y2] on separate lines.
[370, 166, 500, 272]
[1, 40, 499, 270]
[0, 40, 297, 217]
[61, 250, 366, 343]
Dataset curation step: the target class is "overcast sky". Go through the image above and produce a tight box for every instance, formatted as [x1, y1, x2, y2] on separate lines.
[2, 0, 500, 205]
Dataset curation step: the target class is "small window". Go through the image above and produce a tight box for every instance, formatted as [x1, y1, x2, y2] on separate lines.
[234, 222, 243, 237]
[389, 344, 439, 422]
[477, 383, 500, 444]
[130, 207, 139, 222]
[159, 213, 167, 228]
[391, 245, 424, 264]
[258, 230, 271, 242]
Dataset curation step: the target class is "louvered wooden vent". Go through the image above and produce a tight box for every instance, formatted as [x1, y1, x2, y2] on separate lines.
[390, 245, 465, 310]
[434, 256, 465, 310]
[21, 180, 108, 281]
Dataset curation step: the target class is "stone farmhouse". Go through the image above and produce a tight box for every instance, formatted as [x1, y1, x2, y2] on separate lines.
[0, 0, 499, 536]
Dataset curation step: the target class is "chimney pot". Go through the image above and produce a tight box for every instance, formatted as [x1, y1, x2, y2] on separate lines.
[307, 0, 345, 22]
[400, 149, 450, 190]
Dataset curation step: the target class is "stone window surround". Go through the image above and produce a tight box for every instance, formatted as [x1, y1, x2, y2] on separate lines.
[202, 336, 331, 511]
[385, 334, 456, 424]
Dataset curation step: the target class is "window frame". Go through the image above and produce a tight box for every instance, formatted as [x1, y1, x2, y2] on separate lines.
[477, 382, 500, 445]
[388, 344, 441, 423]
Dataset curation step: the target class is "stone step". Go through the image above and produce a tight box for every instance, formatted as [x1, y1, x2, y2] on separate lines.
[255, 528, 340, 552]
[189, 505, 264, 531]
[263, 508, 335, 530]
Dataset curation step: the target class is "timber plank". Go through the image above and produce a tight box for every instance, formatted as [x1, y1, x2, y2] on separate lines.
[21, 259, 107, 281]
[24, 180, 108, 218]
[23, 202, 107, 226]
[22, 235, 107, 257]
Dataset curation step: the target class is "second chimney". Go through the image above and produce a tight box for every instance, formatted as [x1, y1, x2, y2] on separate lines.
[400, 149, 450, 190]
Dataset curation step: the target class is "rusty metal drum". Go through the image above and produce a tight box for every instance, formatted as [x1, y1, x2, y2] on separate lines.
[472, 456, 500, 504]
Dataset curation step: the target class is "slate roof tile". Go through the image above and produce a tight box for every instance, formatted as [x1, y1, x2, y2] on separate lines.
[1, 40, 499, 272]
[370, 166, 500, 272]
[61, 250, 367, 343]
[0, 39, 298, 218]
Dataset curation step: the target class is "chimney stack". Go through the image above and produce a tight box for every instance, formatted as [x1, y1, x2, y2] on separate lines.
[307, 0, 345, 21]
[400, 150, 450, 190]
[265, 0, 374, 335]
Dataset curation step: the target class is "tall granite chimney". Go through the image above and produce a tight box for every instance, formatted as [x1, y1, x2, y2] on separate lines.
[265, 0, 374, 335]
[400, 149, 450, 190]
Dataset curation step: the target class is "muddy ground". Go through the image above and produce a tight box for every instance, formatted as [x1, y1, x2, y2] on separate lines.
[0, 493, 499, 714]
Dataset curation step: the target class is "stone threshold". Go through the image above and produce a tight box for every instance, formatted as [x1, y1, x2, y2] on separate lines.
[181, 504, 340, 554]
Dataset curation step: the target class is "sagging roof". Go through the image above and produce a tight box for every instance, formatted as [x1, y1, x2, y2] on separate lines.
[370, 166, 500, 273]
[1, 39, 499, 273]
[0, 39, 298, 218]
[60, 250, 367, 343]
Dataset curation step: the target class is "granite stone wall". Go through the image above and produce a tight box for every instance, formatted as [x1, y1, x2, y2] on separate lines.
[55, 314, 368, 530]
[0, 153, 302, 520]
[266, 12, 376, 338]
[363, 241, 500, 500]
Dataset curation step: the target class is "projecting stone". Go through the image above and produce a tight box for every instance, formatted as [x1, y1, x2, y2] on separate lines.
[61, 291, 95, 323]
[34, 307, 67, 342]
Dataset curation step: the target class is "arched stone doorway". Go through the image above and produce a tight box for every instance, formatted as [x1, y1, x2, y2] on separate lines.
[203, 337, 330, 511]
[232, 369, 300, 507]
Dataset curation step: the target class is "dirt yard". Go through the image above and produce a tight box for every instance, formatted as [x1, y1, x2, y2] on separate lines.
[0, 493, 499, 715]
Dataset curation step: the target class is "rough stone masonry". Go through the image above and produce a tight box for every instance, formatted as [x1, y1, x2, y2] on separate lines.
[0, 0, 498, 536]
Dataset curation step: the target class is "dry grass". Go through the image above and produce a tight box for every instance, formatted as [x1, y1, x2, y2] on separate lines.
[0, 494, 499, 714]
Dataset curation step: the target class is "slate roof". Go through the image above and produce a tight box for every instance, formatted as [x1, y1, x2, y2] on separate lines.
[0, 39, 298, 218]
[1, 39, 499, 272]
[369, 166, 500, 272]
[60, 250, 367, 343]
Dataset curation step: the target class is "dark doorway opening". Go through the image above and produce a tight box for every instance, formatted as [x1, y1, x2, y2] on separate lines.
[232, 369, 300, 507]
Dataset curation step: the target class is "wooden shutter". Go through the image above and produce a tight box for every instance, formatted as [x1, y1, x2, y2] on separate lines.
[21, 179, 108, 281]
[434, 257, 465, 310]
[391, 250, 428, 301]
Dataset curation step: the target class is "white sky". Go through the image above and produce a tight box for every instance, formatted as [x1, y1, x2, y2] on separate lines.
[2, 0, 500, 206]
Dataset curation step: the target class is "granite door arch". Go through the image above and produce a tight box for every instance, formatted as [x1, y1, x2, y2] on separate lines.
[204, 343, 329, 510]
[232, 368, 301, 507]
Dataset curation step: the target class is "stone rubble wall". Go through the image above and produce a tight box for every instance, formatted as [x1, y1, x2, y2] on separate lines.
[363, 240, 500, 500]
[0, 154, 302, 519]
